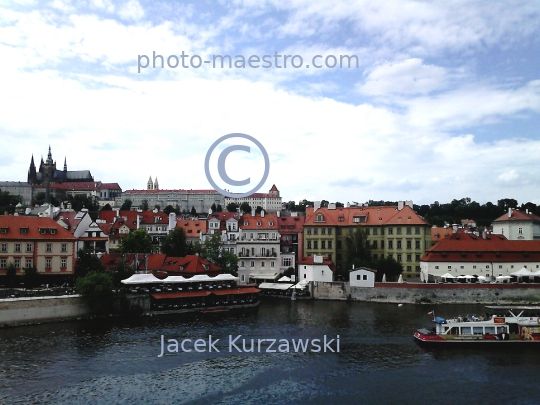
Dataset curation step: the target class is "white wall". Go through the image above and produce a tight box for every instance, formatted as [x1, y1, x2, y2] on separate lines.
[350, 270, 375, 287]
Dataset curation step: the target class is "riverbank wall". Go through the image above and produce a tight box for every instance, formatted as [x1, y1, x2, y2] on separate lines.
[0, 295, 90, 327]
[311, 282, 540, 304]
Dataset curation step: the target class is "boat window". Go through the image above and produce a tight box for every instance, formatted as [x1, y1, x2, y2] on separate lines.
[460, 327, 472, 335]
[485, 327, 496, 334]
[449, 327, 458, 335]
[473, 327, 483, 335]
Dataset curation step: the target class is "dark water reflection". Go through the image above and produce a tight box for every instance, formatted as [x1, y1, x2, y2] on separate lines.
[1, 301, 540, 404]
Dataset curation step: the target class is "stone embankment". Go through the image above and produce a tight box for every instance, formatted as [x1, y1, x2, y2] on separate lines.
[0, 295, 89, 327]
[311, 282, 540, 304]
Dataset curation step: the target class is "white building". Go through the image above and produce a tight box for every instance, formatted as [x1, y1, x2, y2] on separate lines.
[237, 212, 280, 284]
[297, 255, 335, 282]
[350, 268, 376, 287]
[225, 185, 282, 212]
[491, 208, 540, 240]
[420, 232, 540, 282]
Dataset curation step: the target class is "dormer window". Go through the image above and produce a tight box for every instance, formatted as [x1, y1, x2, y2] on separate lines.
[0, 228, 7, 234]
[50, 229, 56, 235]
[20, 228, 28, 234]
[269, 222, 273, 226]
[317, 214, 323, 222]
[257, 222, 261, 226]
[39, 228, 47, 234]
[179, 265, 184, 271]
[244, 222, 248, 226]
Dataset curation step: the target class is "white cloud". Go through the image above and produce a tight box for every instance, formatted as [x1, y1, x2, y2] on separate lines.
[118, 0, 144, 22]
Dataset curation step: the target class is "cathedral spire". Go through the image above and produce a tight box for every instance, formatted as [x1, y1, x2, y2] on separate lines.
[64, 157, 67, 171]
[46, 145, 53, 165]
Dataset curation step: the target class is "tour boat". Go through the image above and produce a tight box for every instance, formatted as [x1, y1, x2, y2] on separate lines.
[414, 306, 540, 346]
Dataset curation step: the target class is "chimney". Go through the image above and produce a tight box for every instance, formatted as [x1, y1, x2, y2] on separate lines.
[508, 208, 512, 218]
[398, 201, 404, 210]
[482, 229, 487, 239]
[168, 212, 176, 231]
[261, 210, 265, 217]
[452, 224, 458, 233]
[136, 215, 140, 229]
[251, 209, 255, 216]
[277, 210, 280, 217]
[313, 201, 321, 211]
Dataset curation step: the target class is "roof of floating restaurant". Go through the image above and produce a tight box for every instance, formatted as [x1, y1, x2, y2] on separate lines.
[212, 288, 260, 295]
[122, 274, 163, 284]
[259, 282, 294, 290]
[213, 274, 238, 281]
[249, 273, 279, 280]
[151, 288, 259, 299]
[152, 291, 212, 299]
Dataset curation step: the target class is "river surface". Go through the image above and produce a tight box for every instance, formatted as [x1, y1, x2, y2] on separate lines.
[1, 300, 540, 405]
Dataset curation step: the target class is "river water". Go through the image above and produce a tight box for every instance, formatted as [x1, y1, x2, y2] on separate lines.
[1, 300, 540, 405]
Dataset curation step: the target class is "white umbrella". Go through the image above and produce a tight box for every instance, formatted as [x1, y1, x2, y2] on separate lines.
[440, 273, 455, 279]
[382, 274, 386, 282]
[398, 274, 403, 283]
[511, 268, 534, 277]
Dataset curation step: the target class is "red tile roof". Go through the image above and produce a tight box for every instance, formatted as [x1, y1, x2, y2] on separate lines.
[269, 184, 279, 192]
[240, 213, 279, 230]
[493, 209, 540, 222]
[298, 256, 337, 272]
[304, 205, 428, 227]
[177, 219, 208, 236]
[99, 183, 122, 190]
[0, 216, 76, 240]
[278, 215, 305, 233]
[159, 255, 221, 276]
[422, 233, 540, 263]
[124, 189, 219, 195]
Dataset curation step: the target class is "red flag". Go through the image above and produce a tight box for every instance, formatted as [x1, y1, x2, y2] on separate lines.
[427, 311, 434, 317]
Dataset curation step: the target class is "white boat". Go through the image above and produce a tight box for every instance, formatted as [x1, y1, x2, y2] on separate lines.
[414, 306, 540, 345]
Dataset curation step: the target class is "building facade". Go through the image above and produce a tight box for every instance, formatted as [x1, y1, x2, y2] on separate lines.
[0, 216, 76, 276]
[492, 208, 540, 240]
[224, 185, 283, 212]
[303, 202, 431, 278]
[117, 189, 224, 214]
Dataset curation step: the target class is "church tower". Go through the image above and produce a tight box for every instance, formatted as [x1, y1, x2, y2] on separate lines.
[28, 154, 37, 184]
[154, 177, 159, 190]
[147, 176, 154, 190]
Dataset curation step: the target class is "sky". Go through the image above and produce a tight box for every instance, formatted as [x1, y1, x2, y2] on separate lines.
[1, 0, 540, 207]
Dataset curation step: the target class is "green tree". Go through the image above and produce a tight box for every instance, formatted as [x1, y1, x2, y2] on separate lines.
[226, 202, 239, 212]
[371, 256, 403, 282]
[23, 266, 39, 289]
[119, 229, 153, 253]
[191, 206, 197, 216]
[5, 262, 17, 288]
[240, 202, 251, 213]
[102, 203, 112, 211]
[120, 199, 132, 211]
[76, 272, 115, 314]
[163, 205, 175, 215]
[161, 227, 189, 257]
[202, 232, 238, 276]
[0, 190, 21, 214]
[74, 249, 105, 279]
[154, 204, 161, 211]
[141, 200, 149, 211]
[216, 204, 223, 212]
[255, 206, 263, 214]
[110, 259, 135, 288]
[345, 228, 372, 271]
[211, 203, 217, 212]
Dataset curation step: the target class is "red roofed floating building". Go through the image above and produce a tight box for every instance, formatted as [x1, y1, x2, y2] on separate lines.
[420, 232, 540, 282]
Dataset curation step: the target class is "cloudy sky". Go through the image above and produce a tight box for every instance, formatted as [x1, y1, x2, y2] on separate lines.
[1, 0, 540, 206]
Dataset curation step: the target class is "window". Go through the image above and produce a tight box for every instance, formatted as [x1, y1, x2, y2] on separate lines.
[241, 261, 245, 267]
[415, 227, 420, 235]
[307, 241, 312, 249]
[0, 259, 6, 268]
[407, 266, 412, 271]
[317, 214, 323, 221]
[250, 261, 255, 267]
[328, 241, 333, 249]
[388, 227, 393, 235]
[241, 274, 245, 282]
[363, 274, 368, 281]
[397, 241, 402, 249]
[328, 228, 332, 235]
[397, 254, 402, 261]
[337, 240, 342, 249]
[473, 265, 477, 269]
[415, 240, 421, 249]
[373, 228, 378, 235]
[406, 227, 412, 235]
[46, 243, 52, 253]
[373, 254, 378, 259]
[486, 265, 489, 269]
[337, 228, 342, 235]
[499, 265, 503, 269]
[415, 254, 420, 261]
[397, 228, 402, 235]
[519, 227, 523, 234]
[25, 243, 32, 253]
[460, 266, 464, 269]
[15, 243, 21, 253]
[407, 255, 412, 262]
[321, 241, 326, 249]
[406, 240, 412, 249]
[381, 241, 384, 249]
[50, 229, 56, 235]
[1, 243, 6, 253]
[372, 240, 378, 249]
[448, 265, 452, 269]
[389, 241, 393, 249]
[357, 274, 360, 280]
[313, 241, 318, 249]
[313, 228, 318, 235]
[271, 262, 274, 267]
[435, 266, 439, 269]
[26, 258, 32, 268]
[321, 228, 326, 235]
[45, 259, 51, 268]
[14, 259, 21, 269]
[261, 261, 265, 267]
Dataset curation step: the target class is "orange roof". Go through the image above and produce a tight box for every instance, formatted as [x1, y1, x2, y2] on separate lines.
[298, 256, 337, 272]
[160, 255, 221, 275]
[431, 227, 455, 241]
[493, 209, 540, 222]
[177, 219, 208, 236]
[240, 213, 279, 230]
[0, 216, 76, 240]
[269, 184, 279, 192]
[304, 205, 428, 227]
[278, 215, 305, 233]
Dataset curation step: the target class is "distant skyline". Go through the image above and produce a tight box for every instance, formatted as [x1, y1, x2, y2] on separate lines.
[1, 1, 540, 206]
